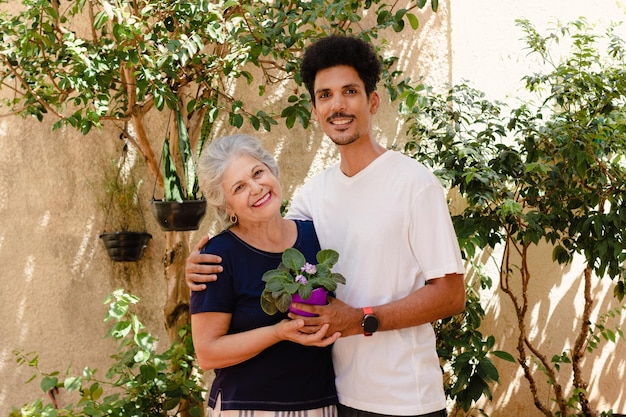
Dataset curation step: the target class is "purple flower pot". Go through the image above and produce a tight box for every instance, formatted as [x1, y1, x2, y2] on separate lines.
[289, 288, 328, 317]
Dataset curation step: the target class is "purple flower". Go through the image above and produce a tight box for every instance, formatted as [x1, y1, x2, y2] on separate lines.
[295, 274, 308, 285]
[301, 263, 317, 275]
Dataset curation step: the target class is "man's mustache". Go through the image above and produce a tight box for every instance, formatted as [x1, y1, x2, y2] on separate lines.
[327, 113, 355, 122]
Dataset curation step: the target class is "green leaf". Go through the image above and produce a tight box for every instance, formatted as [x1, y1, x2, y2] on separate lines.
[492, 350, 515, 362]
[93, 11, 109, 30]
[406, 13, 420, 30]
[331, 272, 346, 285]
[478, 358, 500, 382]
[190, 405, 204, 417]
[262, 269, 291, 283]
[265, 277, 291, 292]
[552, 245, 570, 264]
[164, 397, 181, 410]
[162, 138, 184, 202]
[90, 382, 103, 400]
[140, 364, 158, 380]
[64, 376, 82, 391]
[275, 292, 292, 313]
[604, 329, 616, 343]
[297, 285, 313, 300]
[230, 112, 244, 128]
[40, 376, 58, 392]
[134, 349, 150, 363]
[282, 248, 306, 271]
[316, 249, 339, 266]
[135, 331, 153, 350]
[108, 321, 132, 339]
[261, 294, 278, 315]
[175, 108, 197, 199]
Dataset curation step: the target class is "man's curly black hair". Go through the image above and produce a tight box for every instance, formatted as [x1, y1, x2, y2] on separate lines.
[300, 35, 382, 105]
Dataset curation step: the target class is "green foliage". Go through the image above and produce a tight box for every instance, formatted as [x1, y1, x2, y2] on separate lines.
[9, 289, 205, 417]
[436, 263, 514, 415]
[260, 248, 346, 315]
[0, 0, 433, 133]
[160, 107, 204, 202]
[585, 305, 626, 353]
[0, 0, 437, 205]
[402, 18, 626, 415]
[404, 18, 626, 296]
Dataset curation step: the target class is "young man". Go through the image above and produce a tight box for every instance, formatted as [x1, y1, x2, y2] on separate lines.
[186, 35, 466, 417]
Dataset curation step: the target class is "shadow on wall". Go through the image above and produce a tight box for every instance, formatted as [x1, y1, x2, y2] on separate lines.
[477, 241, 626, 415]
[0, 119, 170, 414]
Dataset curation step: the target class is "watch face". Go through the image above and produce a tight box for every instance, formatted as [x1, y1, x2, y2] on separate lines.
[363, 315, 379, 333]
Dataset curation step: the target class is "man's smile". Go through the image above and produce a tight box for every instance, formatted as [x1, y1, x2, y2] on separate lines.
[328, 113, 354, 126]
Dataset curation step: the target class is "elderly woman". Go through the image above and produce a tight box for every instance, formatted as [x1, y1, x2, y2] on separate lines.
[190, 134, 339, 417]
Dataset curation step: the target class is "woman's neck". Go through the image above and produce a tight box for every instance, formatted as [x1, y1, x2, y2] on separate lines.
[230, 217, 297, 253]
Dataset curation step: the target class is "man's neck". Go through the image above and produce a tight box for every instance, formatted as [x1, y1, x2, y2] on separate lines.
[338, 139, 387, 177]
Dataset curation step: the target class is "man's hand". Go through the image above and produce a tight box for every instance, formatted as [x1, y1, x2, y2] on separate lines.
[186, 235, 223, 291]
[286, 273, 466, 337]
[288, 296, 362, 338]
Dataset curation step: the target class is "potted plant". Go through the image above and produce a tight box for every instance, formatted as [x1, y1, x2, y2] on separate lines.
[151, 108, 208, 231]
[260, 248, 347, 316]
[99, 145, 152, 262]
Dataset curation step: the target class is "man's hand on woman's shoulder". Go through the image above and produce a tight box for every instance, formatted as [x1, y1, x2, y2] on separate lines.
[186, 235, 223, 291]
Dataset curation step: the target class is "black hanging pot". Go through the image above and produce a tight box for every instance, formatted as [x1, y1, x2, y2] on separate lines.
[99, 231, 152, 262]
[151, 199, 207, 231]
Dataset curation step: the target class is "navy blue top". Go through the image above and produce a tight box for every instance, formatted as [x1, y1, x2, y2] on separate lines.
[190, 220, 337, 411]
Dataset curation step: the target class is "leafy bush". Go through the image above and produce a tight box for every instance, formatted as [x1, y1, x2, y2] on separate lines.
[402, 18, 626, 416]
[10, 289, 206, 417]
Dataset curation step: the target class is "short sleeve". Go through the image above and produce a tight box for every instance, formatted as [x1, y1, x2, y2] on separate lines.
[190, 237, 236, 314]
[409, 182, 465, 280]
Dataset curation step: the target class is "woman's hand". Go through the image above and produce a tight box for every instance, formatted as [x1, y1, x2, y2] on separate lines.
[193, 313, 339, 370]
[275, 319, 340, 347]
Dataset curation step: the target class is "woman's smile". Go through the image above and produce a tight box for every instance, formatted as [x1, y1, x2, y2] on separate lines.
[252, 191, 272, 207]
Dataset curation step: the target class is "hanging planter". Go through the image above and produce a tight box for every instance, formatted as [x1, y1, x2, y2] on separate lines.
[151, 107, 207, 231]
[99, 141, 152, 262]
[100, 231, 152, 262]
[151, 199, 206, 231]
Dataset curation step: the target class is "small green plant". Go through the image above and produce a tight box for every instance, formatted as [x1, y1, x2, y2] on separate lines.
[160, 107, 209, 203]
[99, 145, 145, 232]
[10, 289, 206, 417]
[260, 248, 346, 315]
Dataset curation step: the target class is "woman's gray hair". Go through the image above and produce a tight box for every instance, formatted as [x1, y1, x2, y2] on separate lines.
[198, 134, 279, 230]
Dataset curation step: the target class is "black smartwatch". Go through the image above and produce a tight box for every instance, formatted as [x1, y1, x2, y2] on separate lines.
[361, 307, 379, 336]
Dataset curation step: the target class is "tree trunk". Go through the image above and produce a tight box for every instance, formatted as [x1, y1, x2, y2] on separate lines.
[163, 231, 199, 417]
[163, 231, 191, 342]
[571, 266, 596, 417]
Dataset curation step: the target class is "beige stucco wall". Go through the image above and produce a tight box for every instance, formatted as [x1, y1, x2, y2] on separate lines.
[1, 0, 624, 415]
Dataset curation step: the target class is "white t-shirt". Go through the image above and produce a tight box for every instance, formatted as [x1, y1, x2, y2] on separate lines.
[287, 150, 465, 415]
